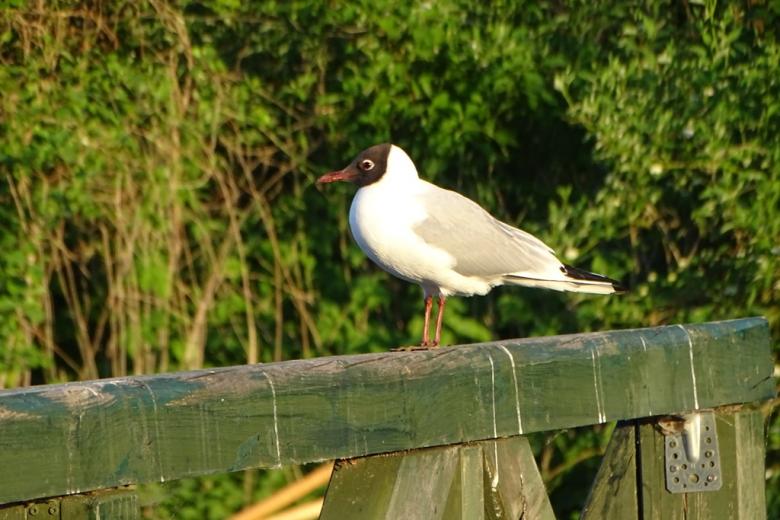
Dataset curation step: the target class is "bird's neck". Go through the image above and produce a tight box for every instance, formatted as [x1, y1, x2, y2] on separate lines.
[377, 146, 420, 187]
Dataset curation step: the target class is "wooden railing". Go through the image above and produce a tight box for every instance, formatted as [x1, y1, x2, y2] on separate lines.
[0, 318, 774, 519]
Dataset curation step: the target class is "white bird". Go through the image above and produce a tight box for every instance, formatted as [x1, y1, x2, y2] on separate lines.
[317, 144, 626, 347]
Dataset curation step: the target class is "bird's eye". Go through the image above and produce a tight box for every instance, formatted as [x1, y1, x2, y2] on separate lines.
[360, 159, 375, 171]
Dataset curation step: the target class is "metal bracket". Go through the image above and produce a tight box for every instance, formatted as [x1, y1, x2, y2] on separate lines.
[662, 411, 722, 493]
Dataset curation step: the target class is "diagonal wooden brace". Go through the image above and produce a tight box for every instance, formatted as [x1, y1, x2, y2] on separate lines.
[321, 436, 554, 520]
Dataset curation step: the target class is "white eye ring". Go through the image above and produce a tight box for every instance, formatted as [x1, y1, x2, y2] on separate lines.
[360, 159, 375, 171]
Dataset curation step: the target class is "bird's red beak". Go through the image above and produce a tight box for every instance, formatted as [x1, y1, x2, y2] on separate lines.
[317, 168, 358, 184]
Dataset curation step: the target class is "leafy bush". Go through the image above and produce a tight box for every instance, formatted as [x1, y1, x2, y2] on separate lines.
[1, 1, 777, 518]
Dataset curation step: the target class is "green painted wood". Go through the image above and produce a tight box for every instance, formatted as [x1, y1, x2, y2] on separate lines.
[459, 446, 485, 518]
[0, 488, 138, 520]
[0, 504, 24, 520]
[638, 408, 767, 520]
[320, 457, 406, 519]
[0, 318, 772, 503]
[638, 417, 687, 520]
[482, 437, 555, 520]
[581, 421, 638, 519]
[679, 408, 766, 520]
[60, 487, 139, 520]
[321, 444, 463, 520]
[732, 409, 766, 518]
[322, 437, 552, 520]
[444, 446, 485, 519]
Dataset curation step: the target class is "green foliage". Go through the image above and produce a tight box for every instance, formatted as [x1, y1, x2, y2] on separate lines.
[0, 0, 777, 517]
[141, 469, 293, 520]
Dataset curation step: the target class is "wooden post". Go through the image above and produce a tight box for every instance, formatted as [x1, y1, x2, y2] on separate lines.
[638, 407, 766, 520]
[582, 407, 767, 519]
[0, 487, 138, 520]
[580, 421, 638, 519]
[320, 436, 554, 519]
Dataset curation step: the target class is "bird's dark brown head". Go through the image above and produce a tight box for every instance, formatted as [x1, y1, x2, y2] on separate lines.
[317, 143, 392, 187]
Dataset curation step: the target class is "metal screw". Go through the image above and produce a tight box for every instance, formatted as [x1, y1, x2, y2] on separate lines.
[28, 505, 39, 516]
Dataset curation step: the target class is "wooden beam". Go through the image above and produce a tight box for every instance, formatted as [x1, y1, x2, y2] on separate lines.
[322, 443, 464, 519]
[0, 318, 773, 503]
[453, 446, 485, 518]
[580, 421, 638, 519]
[0, 487, 138, 520]
[320, 437, 554, 519]
[482, 437, 555, 519]
[637, 407, 767, 520]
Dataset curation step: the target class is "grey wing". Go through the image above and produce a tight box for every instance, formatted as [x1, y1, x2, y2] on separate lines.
[413, 186, 562, 278]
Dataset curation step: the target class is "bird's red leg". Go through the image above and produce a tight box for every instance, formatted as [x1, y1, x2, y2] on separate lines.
[433, 296, 446, 346]
[421, 295, 433, 346]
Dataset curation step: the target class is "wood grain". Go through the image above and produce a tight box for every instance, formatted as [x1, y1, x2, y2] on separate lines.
[321, 437, 553, 519]
[580, 421, 638, 519]
[0, 488, 138, 520]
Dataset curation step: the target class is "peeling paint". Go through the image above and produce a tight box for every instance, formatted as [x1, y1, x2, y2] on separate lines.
[65, 409, 79, 494]
[0, 407, 36, 420]
[677, 324, 700, 410]
[259, 370, 282, 468]
[590, 348, 606, 424]
[41, 384, 115, 408]
[596, 340, 607, 423]
[492, 441, 500, 491]
[137, 380, 166, 482]
[497, 344, 523, 435]
[487, 354, 500, 490]
[638, 336, 653, 416]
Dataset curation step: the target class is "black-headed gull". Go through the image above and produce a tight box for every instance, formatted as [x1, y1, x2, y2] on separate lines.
[318, 143, 626, 347]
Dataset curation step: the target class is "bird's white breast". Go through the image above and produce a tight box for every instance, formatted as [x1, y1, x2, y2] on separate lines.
[348, 178, 494, 297]
[349, 181, 435, 285]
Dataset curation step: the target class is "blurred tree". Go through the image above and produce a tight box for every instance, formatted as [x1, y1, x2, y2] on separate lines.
[0, 1, 777, 518]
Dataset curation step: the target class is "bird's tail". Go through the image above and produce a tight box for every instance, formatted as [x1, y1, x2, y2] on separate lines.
[503, 264, 627, 295]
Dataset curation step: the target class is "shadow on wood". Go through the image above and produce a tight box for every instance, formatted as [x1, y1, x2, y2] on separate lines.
[320, 436, 554, 520]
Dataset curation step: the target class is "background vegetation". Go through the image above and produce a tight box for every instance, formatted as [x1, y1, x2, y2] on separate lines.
[1, 0, 778, 518]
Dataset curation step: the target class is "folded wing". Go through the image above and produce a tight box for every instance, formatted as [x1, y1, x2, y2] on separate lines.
[413, 185, 624, 294]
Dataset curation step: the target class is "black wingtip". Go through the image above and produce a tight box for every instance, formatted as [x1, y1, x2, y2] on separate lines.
[612, 281, 629, 294]
[562, 264, 629, 294]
